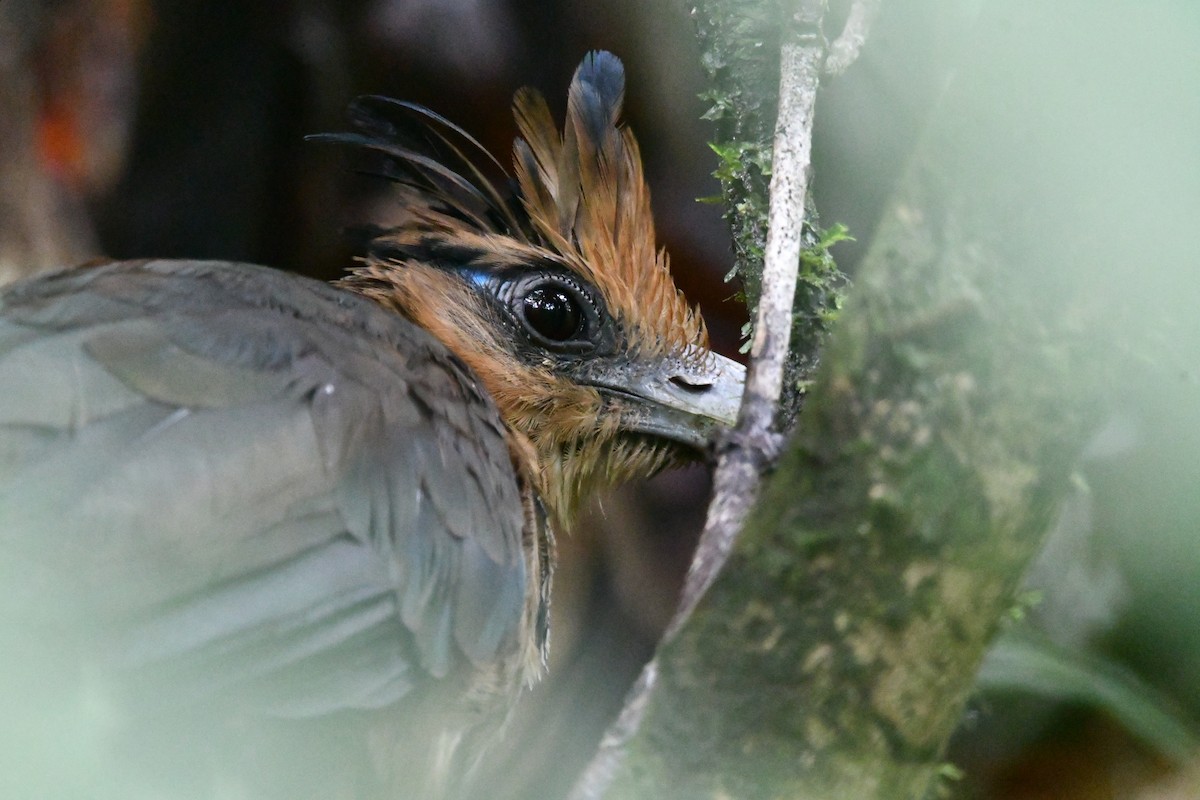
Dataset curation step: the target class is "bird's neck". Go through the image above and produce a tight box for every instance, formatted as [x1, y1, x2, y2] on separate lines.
[340, 264, 604, 528]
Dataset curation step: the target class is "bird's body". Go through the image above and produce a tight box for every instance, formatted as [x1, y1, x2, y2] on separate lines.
[0, 259, 538, 798]
[0, 53, 742, 798]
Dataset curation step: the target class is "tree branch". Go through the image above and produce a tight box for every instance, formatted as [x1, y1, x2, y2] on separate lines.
[825, 0, 880, 76]
[571, 2, 1114, 797]
[569, 1, 851, 796]
[676, 11, 825, 639]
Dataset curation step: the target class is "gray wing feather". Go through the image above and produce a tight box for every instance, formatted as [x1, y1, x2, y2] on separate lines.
[0, 260, 526, 719]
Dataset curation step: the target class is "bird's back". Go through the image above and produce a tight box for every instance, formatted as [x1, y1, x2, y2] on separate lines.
[0, 259, 535, 799]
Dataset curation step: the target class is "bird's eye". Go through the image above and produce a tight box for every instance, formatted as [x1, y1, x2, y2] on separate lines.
[522, 286, 584, 342]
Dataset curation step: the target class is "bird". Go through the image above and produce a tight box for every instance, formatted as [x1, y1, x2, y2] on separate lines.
[0, 51, 743, 799]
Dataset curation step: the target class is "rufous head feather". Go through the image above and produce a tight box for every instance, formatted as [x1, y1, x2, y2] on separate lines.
[315, 51, 741, 526]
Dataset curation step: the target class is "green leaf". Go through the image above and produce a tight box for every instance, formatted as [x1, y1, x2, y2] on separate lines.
[978, 628, 1200, 764]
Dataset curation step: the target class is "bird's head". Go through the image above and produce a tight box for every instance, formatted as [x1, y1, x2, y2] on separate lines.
[324, 52, 744, 525]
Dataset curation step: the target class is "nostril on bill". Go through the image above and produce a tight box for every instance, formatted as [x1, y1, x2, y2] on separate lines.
[670, 375, 712, 394]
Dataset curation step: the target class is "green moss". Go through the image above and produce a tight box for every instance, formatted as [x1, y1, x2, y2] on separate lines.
[691, 0, 848, 428]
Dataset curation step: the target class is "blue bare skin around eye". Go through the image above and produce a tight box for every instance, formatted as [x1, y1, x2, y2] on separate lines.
[464, 270, 492, 289]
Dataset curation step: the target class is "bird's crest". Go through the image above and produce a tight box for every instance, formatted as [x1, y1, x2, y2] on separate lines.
[316, 52, 733, 526]
[324, 51, 707, 362]
[510, 52, 706, 359]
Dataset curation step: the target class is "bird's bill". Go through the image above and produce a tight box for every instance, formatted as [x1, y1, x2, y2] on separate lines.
[578, 348, 745, 452]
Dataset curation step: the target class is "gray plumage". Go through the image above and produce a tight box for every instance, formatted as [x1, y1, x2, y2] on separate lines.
[0, 259, 532, 799]
[0, 50, 747, 800]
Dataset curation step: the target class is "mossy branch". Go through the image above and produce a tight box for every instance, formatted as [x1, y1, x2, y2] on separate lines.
[692, 0, 848, 427]
[574, 1, 1109, 797]
[570, 1, 858, 797]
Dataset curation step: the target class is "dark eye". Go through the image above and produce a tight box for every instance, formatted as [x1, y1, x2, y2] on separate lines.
[522, 286, 584, 342]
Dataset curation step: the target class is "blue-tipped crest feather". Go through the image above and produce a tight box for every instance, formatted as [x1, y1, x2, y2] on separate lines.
[572, 51, 626, 143]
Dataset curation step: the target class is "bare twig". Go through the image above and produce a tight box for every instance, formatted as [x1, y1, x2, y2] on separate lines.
[825, 0, 880, 75]
[670, 24, 822, 634]
[567, 5, 830, 796]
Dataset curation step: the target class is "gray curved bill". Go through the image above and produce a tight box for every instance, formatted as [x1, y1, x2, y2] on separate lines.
[579, 347, 745, 451]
